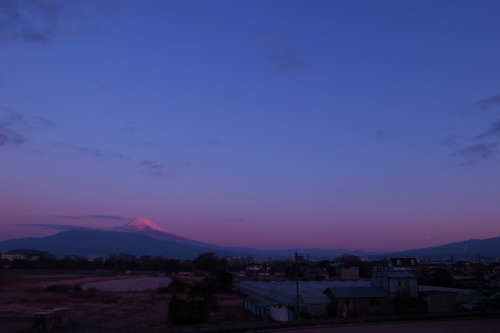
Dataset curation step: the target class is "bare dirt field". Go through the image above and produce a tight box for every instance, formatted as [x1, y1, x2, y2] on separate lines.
[81, 276, 172, 292]
[0, 270, 256, 333]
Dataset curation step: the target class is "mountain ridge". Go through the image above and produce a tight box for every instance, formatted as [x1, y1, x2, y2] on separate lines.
[121, 217, 173, 234]
[1, 218, 499, 260]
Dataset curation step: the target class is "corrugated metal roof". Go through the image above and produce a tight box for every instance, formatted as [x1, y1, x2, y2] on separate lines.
[327, 287, 388, 299]
[420, 285, 478, 295]
[375, 270, 416, 278]
[236, 281, 372, 316]
[246, 296, 276, 308]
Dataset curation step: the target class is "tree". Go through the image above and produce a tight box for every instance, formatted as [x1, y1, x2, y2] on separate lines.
[215, 272, 234, 293]
[163, 259, 181, 274]
[193, 252, 226, 274]
[168, 293, 220, 325]
[336, 254, 370, 278]
[338, 254, 361, 265]
[430, 268, 453, 287]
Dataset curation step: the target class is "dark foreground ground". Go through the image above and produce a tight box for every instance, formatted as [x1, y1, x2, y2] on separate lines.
[265, 318, 500, 333]
[0, 270, 256, 333]
[1, 271, 499, 333]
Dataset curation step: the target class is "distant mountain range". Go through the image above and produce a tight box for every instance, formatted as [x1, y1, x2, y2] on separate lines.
[0, 218, 499, 260]
[380, 237, 500, 260]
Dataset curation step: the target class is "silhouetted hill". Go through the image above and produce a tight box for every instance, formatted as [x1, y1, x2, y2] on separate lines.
[0, 228, 366, 259]
[4, 248, 56, 259]
[0, 229, 228, 258]
[375, 236, 500, 260]
[1, 224, 498, 260]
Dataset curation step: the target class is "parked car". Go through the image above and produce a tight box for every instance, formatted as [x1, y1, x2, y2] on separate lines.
[459, 301, 485, 311]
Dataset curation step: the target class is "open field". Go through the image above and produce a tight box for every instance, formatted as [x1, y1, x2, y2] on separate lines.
[82, 276, 172, 291]
[0, 270, 256, 333]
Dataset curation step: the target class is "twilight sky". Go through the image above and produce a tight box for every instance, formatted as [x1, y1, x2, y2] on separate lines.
[1, 0, 500, 252]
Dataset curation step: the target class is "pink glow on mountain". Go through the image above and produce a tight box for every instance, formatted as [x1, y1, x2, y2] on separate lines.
[123, 218, 173, 234]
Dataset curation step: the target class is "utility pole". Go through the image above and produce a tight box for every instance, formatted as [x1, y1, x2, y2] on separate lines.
[450, 256, 454, 287]
[295, 251, 300, 320]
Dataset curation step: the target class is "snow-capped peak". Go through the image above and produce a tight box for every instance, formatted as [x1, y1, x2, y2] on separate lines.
[123, 218, 173, 234]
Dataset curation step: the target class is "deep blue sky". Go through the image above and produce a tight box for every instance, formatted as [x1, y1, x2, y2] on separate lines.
[1, 0, 500, 251]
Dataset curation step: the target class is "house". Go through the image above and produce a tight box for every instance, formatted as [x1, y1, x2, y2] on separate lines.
[303, 266, 329, 280]
[484, 265, 500, 288]
[419, 291, 456, 313]
[245, 264, 269, 276]
[453, 275, 480, 289]
[420, 285, 482, 304]
[371, 270, 418, 298]
[372, 258, 419, 274]
[237, 281, 354, 319]
[237, 280, 383, 320]
[1, 253, 27, 261]
[323, 287, 390, 317]
[244, 296, 289, 321]
[486, 273, 500, 288]
[338, 267, 359, 281]
[389, 258, 419, 273]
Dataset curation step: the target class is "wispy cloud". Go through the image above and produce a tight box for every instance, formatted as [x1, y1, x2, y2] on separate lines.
[122, 126, 137, 139]
[0, 0, 113, 43]
[16, 224, 98, 231]
[0, 121, 25, 146]
[474, 94, 500, 110]
[442, 134, 465, 147]
[120, 126, 156, 147]
[0, 109, 27, 146]
[476, 119, 500, 139]
[0, 0, 61, 43]
[445, 94, 500, 164]
[32, 116, 55, 128]
[0, 108, 56, 146]
[46, 214, 130, 221]
[56, 143, 130, 160]
[269, 41, 312, 73]
[139, 160, 165, 177]
[18, 215, 130, 230]
[56, 141, 167, 178]
[455, 142, 497, 159]
[5, 109, 24, 122]
[256, 29, 313, 73]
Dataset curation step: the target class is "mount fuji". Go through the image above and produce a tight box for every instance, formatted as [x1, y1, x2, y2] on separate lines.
[122, 217, 173, 233]
[4, 218, 497, 260]
[115, 218, 227, 248]
[0, 218, 249, 258]
[0, 217, 370, 259]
